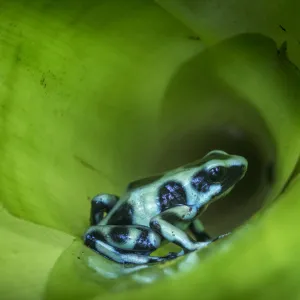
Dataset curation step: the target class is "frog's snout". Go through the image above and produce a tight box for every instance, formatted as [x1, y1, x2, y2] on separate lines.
[233, 155, 248, 179]
[241, 163, 247, 176]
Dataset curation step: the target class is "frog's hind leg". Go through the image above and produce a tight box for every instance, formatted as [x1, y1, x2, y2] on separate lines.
[189, 219, 211, 242]
[150, 205, 211, 254]
[190, 219, 232, 242]
[84, 225, 170, 264]
[90, 194, 119, 225]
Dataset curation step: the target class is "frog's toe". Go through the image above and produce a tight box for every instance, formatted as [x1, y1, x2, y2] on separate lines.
[195, 241, 211, 250]
[160, 250, 186, 261]
[212, 232, 232, 242]
[83, 230, 100, 250]
[164, 252, 178, 260]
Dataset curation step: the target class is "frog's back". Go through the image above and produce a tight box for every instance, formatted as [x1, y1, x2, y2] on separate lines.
[103, 174, 166, 226]
[104, 189, 161, 227]
[103, 170, 190, 227]
[102, 196, 135, 226]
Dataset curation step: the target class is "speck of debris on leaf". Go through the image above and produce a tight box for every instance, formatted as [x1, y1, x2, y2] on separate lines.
[279, 25, 286, 32]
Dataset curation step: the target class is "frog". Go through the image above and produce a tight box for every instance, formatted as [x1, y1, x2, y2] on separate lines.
[83, 150, 248, 265]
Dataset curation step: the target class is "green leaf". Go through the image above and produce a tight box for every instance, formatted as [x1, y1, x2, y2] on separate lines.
[0, 1, 300, 300]
[45, 32, 300, 300]
[156, 0, 300, 68]
[0, 0, 201, 236]
[160, 33, 300, 198]
[0, 205, 73, 300]
[44, 238, 219, 300]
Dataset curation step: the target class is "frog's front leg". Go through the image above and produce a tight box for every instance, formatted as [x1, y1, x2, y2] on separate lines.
[150, 206, 210, 254]
[84, 225, 168, 264]
[190, 219, 211, 242]
[90, 194, 119, 225]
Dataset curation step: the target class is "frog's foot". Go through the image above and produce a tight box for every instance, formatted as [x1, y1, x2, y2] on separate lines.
[161, 243, 210, 262]
[90, 194, 119, 226]
[173, 233, 229, 258]
[212, 232, 232, 242]
[161, 250, 186, 261]
[190, 219, 212, 242]
[163, 252, 180, 260]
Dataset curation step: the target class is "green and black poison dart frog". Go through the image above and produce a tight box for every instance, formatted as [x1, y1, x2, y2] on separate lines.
[83, 150, 248, 265]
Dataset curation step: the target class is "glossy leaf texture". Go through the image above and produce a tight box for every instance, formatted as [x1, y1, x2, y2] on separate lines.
[0, 0, 204, 299]
[156, 0, 300, 67]
[0, 204, 73, 300]
[0, 0, 202, 236]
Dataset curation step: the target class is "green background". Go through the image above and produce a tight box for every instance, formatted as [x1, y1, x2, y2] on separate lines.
[0, 1, 299, 300]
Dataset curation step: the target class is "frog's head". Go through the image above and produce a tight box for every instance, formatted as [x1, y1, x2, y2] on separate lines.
[187, 150, 248, 206]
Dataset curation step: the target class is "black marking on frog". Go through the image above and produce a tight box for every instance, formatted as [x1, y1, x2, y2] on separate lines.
[162, 211, 184, 224]
[84, 230, 106, 249]
[158, 181, 187, 211]
[107, 203, 134, 225]
[191, 170, 210, 193]
[133, 230, 156, 252]
[110, 227, 129, 244]
[225, 165, 246, 189]
[150, 220, 162, 234]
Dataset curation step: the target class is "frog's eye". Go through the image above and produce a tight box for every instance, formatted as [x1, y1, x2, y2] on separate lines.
[207, 166, 227, 183]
